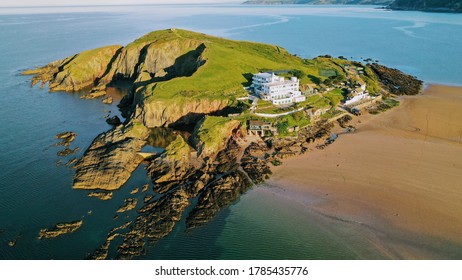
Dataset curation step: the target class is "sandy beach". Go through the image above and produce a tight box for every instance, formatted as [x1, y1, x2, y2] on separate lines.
[267, 84, 462, 259]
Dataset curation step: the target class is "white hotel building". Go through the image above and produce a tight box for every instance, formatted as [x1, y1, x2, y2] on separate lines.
[252, 72, 306, 105]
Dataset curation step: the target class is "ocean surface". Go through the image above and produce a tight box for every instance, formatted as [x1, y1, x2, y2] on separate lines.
[1, 4, 461, 259]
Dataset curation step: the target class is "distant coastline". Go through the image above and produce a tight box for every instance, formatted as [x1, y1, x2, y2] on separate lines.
[243, 0, 392, 5]
[243, 0, 462, 13]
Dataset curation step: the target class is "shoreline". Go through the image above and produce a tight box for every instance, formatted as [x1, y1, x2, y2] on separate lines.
[266, 84, 462, 259]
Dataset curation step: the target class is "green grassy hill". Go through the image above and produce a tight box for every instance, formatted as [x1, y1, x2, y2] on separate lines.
[25, 29, 358, 127]
[25, 29, 421, 130]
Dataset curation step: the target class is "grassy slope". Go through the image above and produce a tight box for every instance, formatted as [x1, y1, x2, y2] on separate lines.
[196, 116, 241, 157]
[165, 135, 191, 162]
[63, 46, 122, 81]
[143, 29, 325, 103]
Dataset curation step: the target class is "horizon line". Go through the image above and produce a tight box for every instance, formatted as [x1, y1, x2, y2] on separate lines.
[0, 2, 243, 8]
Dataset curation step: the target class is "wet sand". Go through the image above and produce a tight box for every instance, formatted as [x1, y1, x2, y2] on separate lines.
[268, 85, 462, 259]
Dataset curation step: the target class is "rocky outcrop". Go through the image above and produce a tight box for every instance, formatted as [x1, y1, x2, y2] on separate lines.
[106, 116, 121, 126]
[57, 147, 79, 157]
[241, 142, 272, 184]
[116, 198, 138, 213]
[65, 157, 79, 167]
[337, 115, 353, 128]
[369, 63, 423, 96]
[86, 119, 250, 259]
[88, 191, 113, 201]
[147, 135, 197, 194]
[117, 187, 190, 259]
[186, 170, 251, 229]
[56, 131, 77, 140]
[38, 220, 83, 239]
[55, 131, 77, 147]
[87, 221, 132, 260]
[73, 120, 149, 190]
[23, 45, 122, 92]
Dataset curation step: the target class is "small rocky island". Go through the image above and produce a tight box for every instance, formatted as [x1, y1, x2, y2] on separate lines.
[24, 29, 421, 259]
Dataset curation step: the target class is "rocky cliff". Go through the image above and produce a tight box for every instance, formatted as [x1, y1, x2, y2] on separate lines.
[23, 45, 122, 92]
[73, 120, 149, 190]
[135, 98, 230, 128]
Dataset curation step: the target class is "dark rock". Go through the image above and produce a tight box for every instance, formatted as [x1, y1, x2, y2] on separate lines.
[186, 170, 252, 229]
[369, 63, 423, 96]
[57, 147, 80, 157]
[143, 195, 154, 203]
[337, 115, 353, 128]
[106, 116, 121, 126]
[116, 198, 138, 213]
[116, 188, 190, 259]
[65, 157, 78, 167]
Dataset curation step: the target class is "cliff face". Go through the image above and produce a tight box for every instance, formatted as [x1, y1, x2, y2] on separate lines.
[134, 98, 230, 128]
[389, 0, 462, 12]
[105, 38, 205, 84]
[23, 45, 122, 92]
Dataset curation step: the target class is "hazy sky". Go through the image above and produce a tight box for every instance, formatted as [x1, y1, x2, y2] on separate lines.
[0, 0, 242, 7]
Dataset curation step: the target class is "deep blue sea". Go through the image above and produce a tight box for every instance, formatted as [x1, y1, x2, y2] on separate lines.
[1, 4, 461, 259]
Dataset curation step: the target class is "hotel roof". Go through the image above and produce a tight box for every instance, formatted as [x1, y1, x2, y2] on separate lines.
[254, 72, 273, 78]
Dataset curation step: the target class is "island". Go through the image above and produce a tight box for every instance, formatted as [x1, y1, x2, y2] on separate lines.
[23, 29, 422, 259]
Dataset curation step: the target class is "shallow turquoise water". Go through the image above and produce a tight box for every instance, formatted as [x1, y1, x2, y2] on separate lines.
[0, 5, 461, 259]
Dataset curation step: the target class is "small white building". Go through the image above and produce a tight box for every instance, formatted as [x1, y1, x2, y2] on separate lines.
[252, 73, 306, 105]
[344, 83, 370, 106]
